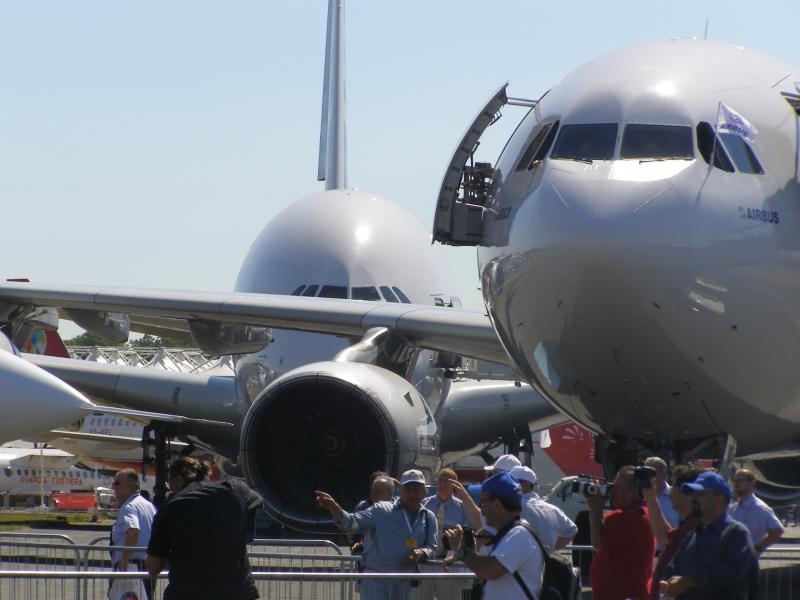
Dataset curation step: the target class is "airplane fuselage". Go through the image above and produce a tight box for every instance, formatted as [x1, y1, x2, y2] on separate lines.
[478, 39, 800, 457]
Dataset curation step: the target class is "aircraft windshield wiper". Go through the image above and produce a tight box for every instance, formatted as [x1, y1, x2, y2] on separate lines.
[563, 157, 594, 164]
[638, 156, 693, 163]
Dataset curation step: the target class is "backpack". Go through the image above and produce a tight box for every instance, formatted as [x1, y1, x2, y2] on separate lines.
[518, 521, 581, 600]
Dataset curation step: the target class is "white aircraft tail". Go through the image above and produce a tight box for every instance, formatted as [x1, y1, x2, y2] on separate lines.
[317, 0, 347, 190]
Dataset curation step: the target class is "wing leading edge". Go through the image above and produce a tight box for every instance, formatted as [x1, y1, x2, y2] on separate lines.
[0, 282, 511, 366]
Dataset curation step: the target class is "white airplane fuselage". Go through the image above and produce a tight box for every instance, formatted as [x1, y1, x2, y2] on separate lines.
[233, 188, 456, 404]
[478, 39, 800, 458]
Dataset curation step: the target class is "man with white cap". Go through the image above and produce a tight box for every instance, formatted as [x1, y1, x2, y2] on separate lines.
[485, 454, 522, 475]
[511, 465, 578, 551]
[315, 469, 437, 599]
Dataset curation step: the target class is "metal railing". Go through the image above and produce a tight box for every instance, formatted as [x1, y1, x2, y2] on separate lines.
[0, 570, 477, 600]
[2, 534, 799, 599]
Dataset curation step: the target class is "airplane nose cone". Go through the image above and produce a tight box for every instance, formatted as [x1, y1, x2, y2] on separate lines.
[480, 162, 717, 438]
[0, 350, 94, 442]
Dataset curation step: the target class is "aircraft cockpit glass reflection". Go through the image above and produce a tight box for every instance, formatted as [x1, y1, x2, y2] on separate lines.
[516, 121, 560, 171]
[697, 122, 735, 172]
[551, 123, 618, 161]
[719, 133, 765, 174]
[379, 286, 399, 302]
[351, 286, 380, 301]
[620, 125, 693, 160]
[288, 283, 413, 303]
[319, 285, 348, 298]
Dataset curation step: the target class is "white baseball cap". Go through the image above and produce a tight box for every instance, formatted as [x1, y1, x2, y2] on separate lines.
[510, 466, 538, 486]
[399, 469, 426, 486]
[484, 454, 522, 472]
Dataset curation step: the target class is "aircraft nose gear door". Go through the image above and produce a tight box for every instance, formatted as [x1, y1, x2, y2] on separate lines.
[433, 83, 536, 246]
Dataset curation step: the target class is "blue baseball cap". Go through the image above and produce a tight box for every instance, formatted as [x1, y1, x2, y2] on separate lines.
[681, 471, 732, 498]
[481, 472, 522, 499]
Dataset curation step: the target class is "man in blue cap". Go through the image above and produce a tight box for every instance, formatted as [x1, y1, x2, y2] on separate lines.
[660, 471, 758, 599]
[445, 471, 543, 599]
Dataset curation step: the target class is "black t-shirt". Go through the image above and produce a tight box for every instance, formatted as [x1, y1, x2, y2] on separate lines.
[147, 479, 264, 600]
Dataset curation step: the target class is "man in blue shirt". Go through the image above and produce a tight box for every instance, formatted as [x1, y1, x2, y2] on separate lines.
[661, 471, 758, 600]
[316, 469, 437, 599]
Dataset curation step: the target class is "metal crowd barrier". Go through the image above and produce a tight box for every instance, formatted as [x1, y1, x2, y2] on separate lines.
[0, 570, 477, 600]
[2, 534, 800, 599]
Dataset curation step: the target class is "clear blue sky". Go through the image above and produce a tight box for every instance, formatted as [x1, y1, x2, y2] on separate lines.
[1, 1, 797, 338]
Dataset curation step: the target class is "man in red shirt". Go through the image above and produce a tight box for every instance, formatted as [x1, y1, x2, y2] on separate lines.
[587, 465, 655, 600]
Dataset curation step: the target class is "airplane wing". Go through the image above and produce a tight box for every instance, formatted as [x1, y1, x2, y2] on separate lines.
[44, 429, 189, 450]
[0, 281, 511, 365]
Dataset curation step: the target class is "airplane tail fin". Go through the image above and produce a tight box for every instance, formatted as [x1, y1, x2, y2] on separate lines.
[316, 0, 347, 190]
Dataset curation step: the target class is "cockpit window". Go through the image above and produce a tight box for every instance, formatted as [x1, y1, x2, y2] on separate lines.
[290, 285, 306, 296]
[620, 125, 693, 160]
[551, 123, 618, 161]
[352, 286, 381, 301]
[720, 133, 764, 174]
[392, 287, 411, 303]
[379, 286, 399, 303]
[319, 285, 348, 299]
[696, 122, 734, 172]
[515, 121, 560, 171]
[301, 284, 319, 297]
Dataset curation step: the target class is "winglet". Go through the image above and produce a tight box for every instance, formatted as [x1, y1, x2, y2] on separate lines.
[316, 0, 347, 190]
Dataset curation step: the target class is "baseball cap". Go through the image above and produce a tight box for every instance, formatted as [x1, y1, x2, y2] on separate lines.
[481, 472, 522, 499]
[681, 471, 732, 498]
[484, 454, 522, 472]
[399, 469, 426, 486]
[510, 466, 537, 486]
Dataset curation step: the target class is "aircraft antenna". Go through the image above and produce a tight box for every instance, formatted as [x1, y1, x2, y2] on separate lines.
[704, 18, 710, 40]
[317, 0, 348, 190]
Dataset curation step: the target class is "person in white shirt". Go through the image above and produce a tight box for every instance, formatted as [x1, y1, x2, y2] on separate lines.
[729, 469, 783, 553]
[511, 465, 577, 551]
[111, 468, 156, 600]
[445, 472, 543, 600]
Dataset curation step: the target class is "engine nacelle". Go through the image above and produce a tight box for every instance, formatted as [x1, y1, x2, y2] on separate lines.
[239, 361, 438, 531]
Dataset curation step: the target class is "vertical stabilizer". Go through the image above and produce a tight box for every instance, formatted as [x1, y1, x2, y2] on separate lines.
[316, 0, 347, 190]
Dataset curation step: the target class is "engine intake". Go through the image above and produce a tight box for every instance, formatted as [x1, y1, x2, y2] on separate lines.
[239, 361, 437, 531]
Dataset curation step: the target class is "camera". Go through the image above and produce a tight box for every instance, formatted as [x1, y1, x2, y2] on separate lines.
[633, 465, 657, 489]
[571, 476, 612, 497]
[442, 526, 475, 552]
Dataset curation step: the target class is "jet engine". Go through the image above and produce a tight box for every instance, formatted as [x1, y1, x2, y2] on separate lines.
[239, 361, 438, 531]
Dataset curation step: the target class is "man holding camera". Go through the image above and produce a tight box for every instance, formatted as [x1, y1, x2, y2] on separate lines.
[587, 465, 655, 600]
[445, 472, 543, 600]
[315, 469, 437, 600]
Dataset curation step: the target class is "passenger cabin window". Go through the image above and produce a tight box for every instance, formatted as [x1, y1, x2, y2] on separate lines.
[302, 285, 319, 297]
[696, 122, 735, 172]
[319, 285, 348, 299]
[620, 125, 693, 160]
[290, 285, 306, 296]
[352, 286, 381, 301]
[515, 121, 560, 171]
[551, 123, 618, 161]
[392, 287, 411, 303]
[720, 133, 764, 174]
[379, 286, 399, 302]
